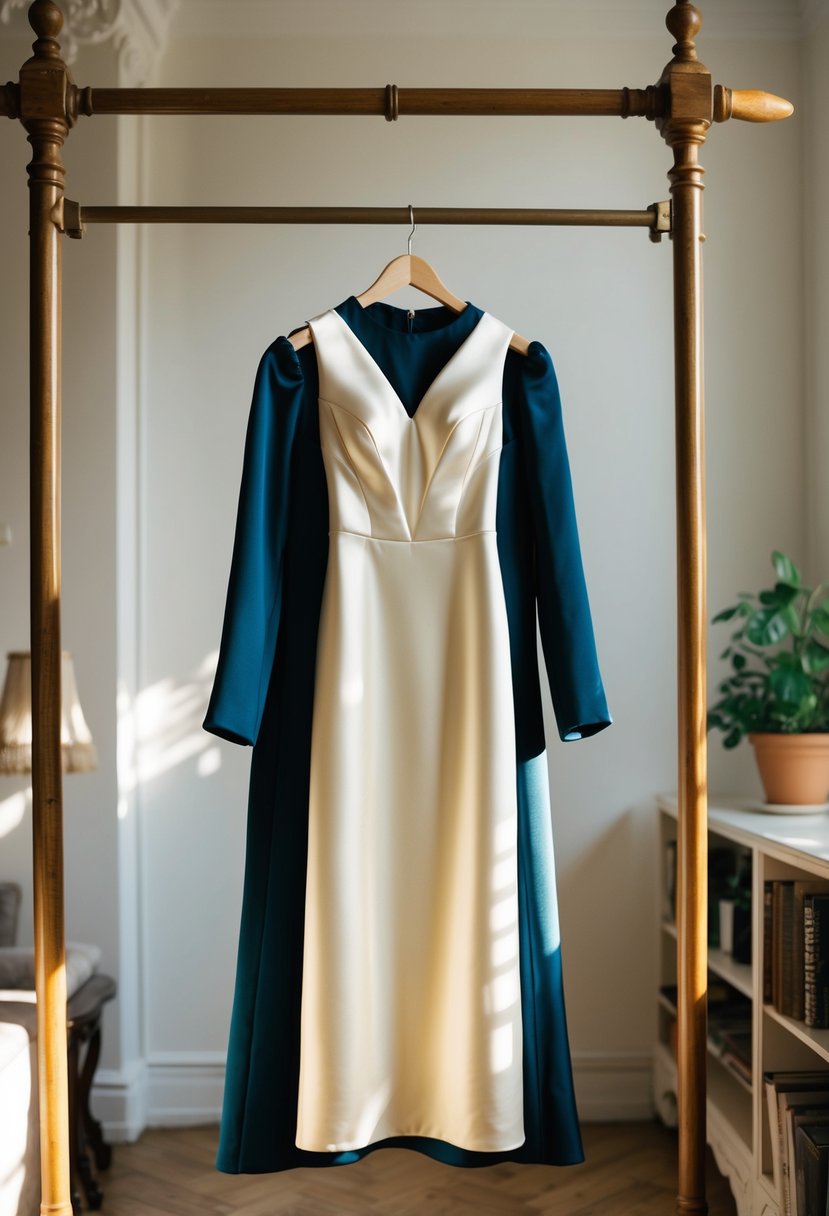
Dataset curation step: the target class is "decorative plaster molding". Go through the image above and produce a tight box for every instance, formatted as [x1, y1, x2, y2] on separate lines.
[0, 0, 179, 83]
[111, 0, 179, 85]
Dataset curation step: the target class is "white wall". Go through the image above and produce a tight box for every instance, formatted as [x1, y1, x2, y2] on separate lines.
[803, 6, 829, 579]
[0, 0, 815, 1133]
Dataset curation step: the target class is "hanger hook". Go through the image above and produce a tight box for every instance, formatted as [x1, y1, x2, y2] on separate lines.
[407, 204, 416, 256]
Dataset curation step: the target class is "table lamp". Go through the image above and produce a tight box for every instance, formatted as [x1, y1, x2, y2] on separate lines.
[0, 651, 97, 774]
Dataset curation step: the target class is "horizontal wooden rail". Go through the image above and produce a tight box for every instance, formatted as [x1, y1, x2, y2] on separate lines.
[62, 202, 670, 236]
[73, 85, 660, 119]
[0, 82, 792, 126]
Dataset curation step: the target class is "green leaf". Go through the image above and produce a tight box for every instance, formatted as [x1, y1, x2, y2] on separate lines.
[723, 727, 743, 749]
[745, 607, 791, 647]
[759, 583, 800, 608]
[807, 585, 829, 615]
[768, 665, 812, 706]
[732, 653, 747, 671]
[782, 604, 802, 636]
[804, 640, 829, 674]
[773, 550, 802, 587]
[712, 605, 739, 623]
[812, 607, 829, 637]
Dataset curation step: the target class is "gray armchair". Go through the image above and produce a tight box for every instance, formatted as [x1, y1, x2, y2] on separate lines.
[0, 883, 110, 1216]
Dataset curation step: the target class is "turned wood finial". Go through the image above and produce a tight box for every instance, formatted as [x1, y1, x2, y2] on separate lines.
[666, 1, 702, 63]
[28, 0, 63, 51]
[19, 0, 74, 132]
[713, 85, 794, 124]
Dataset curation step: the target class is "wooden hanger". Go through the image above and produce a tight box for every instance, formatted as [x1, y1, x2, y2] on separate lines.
[288, 208, 530, 355]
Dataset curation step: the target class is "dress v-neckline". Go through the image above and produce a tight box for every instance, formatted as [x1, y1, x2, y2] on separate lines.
[329, 302, 487, 423]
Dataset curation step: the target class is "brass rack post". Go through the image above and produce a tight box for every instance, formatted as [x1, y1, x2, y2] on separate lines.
[17, 3, 73, 1214]
[659, 4, 710, 1211]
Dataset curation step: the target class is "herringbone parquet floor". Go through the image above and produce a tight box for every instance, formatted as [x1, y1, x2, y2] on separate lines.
[94, 1121, 737, 1216]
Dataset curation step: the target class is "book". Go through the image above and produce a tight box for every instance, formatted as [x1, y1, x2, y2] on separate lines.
[664, 839, 677, 922]
[717, 1027, 752, 1061]
[764, 1073, 829, 1206]
[764, 880, 774, 1003]
[794, 1122, 829, 1216]
[720, 1047, 752, 1087]
[705, 989, 752, 1084]
[793, 882, 829, 1021]
[778, 1089, 829, 1215]
[805, 894, 829, 1030]
[774, 882, 793, 1012]
[781, 882, 797, 1017]
[660, 980, 739, 1014]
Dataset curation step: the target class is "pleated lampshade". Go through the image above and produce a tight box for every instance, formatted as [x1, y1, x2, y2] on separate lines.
[0, 651, 97, 775]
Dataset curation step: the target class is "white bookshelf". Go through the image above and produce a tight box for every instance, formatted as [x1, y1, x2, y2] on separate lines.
[656, 794, 829, 1216]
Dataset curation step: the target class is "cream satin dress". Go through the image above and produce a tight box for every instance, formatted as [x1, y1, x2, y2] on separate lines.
[295, 306, 523, 1153]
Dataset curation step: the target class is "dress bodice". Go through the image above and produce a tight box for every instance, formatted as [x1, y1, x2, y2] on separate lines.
[307, 308, 514, 543]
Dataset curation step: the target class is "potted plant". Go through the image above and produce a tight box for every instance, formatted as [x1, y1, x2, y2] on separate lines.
[708, 550, 829, 806]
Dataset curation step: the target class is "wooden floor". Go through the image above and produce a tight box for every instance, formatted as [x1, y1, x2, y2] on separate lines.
[93, 1122, 738, 1215]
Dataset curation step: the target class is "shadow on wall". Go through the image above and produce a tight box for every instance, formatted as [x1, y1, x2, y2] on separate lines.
[120, 651, 222, 819]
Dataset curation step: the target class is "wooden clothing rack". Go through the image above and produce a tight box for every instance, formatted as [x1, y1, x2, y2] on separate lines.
[0, 2, 792, 1213]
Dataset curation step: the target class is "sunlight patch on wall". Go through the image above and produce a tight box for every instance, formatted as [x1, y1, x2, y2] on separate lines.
[117, 679, 137, 808]
[0, 788, 30, 838]
[197, 747, 221, 777]
[135, 652, 221, 786]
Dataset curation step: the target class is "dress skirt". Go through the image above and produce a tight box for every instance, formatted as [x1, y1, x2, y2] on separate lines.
[298, 530, 523, 1152]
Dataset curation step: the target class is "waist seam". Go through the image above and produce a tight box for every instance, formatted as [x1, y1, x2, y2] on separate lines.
[329, 530, 497, 545]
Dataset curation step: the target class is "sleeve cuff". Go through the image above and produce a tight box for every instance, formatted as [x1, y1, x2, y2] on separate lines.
[202, 715, 254, 747]
[560, 715, 613, 742]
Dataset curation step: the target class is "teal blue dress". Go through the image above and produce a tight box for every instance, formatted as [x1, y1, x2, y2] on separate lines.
[203, 296, 611, 1173]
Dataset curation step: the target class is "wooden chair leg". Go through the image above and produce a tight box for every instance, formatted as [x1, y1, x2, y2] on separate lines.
[79, 1023, 111, 1172]
[66, 1032, 84, 1216]
[65, 974, 117, 1209]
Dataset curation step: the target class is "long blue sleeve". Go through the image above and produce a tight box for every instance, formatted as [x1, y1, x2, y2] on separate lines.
[518, 342, 611, 742]
[203, 340, 305, 746]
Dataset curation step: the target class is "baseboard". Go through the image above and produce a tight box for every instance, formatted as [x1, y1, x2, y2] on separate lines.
[93, 1053, 223, 1140]
[144, 1053, 225, 1128]
[91, 1057, 148, 1143]
[95, 1050, 654, 1139]
[572, 1051, 655, 1121]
